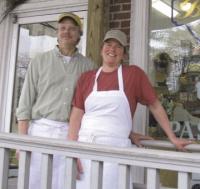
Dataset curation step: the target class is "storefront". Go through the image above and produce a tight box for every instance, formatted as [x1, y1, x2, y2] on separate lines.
[0, 0, 199, 187]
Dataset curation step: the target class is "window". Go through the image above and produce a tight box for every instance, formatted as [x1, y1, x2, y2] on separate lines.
[1, 1, 88, 132]
[149, 0, 200, 141]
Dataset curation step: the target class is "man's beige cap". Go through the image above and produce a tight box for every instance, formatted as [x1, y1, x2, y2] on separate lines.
[58, 12, 82, 28]
[103, 29, 127, 46]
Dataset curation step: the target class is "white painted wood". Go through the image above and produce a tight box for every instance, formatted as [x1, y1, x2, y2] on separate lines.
[65, 157, 77, 189]
[17, 150, 31, 189]
[118, 164, 131, 189]
[0, 133, 199, 173]
[4, 22, 19, 133]
[130, 0, 150, 184]
[147, 168, 160, 189]
[41, 154, 53, 189]
[0, 15, 14, 132]
[91, 160, 103, 189]
[0, 133, 199, 189]
[178, 172, 191, 189]
[0, 148, 9, 189]
[11, 0, 88, 18]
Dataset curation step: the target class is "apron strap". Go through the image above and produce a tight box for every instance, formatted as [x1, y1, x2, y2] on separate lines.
[93, 67, 102, 91]
[118, 65, 124, 91]
[93, 65, 124, 91]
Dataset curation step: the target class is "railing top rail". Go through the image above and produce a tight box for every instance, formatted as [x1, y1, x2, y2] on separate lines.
[140, 139, 200, 152]
[0, 132, 200, 173]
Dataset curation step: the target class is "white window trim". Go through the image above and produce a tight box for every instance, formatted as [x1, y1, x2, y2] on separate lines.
[130, 0, 150, 135]
[0, 0, 88, 132]
[130, 0, 150, 184]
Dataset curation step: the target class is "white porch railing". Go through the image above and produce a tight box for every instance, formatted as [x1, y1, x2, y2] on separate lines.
[0, 132, 200, 189]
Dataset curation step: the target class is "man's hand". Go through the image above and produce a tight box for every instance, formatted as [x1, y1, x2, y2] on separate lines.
[129, 132, 154, 147]
[76, 158, 83, 180]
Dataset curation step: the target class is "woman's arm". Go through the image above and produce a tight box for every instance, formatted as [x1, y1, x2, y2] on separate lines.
[149, 99, 193, 150]
[129, 132, 153, 147]
[68, 107, 84, 141]
[68, 106, 84, 179]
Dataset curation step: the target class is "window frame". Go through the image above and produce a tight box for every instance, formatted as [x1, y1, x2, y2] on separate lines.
[0, 0, 88, 132]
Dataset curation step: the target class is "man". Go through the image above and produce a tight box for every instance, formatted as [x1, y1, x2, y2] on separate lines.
[16, 12, 95, 189]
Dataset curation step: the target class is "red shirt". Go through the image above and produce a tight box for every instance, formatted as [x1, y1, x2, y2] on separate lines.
[72, 65, 157, 117]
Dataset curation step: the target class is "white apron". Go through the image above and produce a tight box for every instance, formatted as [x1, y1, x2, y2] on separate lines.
[77, 65, 133, 189]
[28, 118, 68, 189]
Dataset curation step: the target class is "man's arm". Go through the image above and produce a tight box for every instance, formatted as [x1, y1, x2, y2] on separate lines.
[149, 99, 192, 150]
[18, 120, 29, 135]
[16, 120, 29, 159]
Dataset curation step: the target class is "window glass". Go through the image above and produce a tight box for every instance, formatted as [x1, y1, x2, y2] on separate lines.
[149, 0, 200, 141]
[11, 19, 85, 133]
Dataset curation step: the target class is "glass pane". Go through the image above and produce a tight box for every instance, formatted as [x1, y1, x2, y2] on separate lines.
[149, 0, 200, 141]
[11, 20, 85, 133]
[149, 1, 200, 187]
[11, 22, 57, 133]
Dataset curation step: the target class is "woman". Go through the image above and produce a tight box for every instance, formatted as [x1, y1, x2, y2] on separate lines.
[68, 29, 192, 189]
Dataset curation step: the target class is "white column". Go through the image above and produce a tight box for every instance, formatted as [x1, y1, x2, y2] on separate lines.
[130, 0, 150, 184]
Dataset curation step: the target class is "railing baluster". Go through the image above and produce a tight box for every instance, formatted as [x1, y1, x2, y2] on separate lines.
[0, 148, 9, 189]
[178, 172, 191, 189]
[40, 154, 53, 189]
[65, 157, 77, 189]
[147, 168, 160, 189]
[118, 164, 130, 189]
[17, 150, 31, 189]
[91, 160, 103, 189]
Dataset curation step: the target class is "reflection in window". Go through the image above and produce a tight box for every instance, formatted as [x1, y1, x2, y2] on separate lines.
[11, 21, 84, 133]
[149, 0, 200, 141]
[11, 22, 58, 133]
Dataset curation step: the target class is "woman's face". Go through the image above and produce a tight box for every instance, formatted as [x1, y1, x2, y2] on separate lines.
[101, 39, 125, 68]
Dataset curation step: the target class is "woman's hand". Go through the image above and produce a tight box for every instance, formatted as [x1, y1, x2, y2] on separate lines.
[170, 137, 194, 151]
[129, 132, 154, 147]
[76, 158, 83, 180]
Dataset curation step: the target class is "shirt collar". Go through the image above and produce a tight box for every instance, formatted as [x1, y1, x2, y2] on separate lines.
[54, 45, 79, 58]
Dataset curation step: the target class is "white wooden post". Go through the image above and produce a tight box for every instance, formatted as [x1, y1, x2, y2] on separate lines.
[0, 148, 9, 189]
[17, 150, 31, 189]
[178, 172, 191, 189]
[118, 164, 131, 189]
[91, 160, 103, 189]
[65, 157, 77, 189]
[41, 154, 53, 189]
[147, 168, 160, 189]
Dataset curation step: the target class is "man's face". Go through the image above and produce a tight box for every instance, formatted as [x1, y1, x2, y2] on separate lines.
[57, 19, 81, 47]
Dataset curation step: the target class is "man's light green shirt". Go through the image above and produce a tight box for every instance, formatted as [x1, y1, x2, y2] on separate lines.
[16, 46, 95, 122]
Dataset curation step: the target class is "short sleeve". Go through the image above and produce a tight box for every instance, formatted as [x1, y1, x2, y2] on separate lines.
[136, 68, 157, 105]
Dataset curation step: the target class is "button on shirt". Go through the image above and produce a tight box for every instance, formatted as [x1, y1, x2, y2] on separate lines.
[16, 46, 95, 122]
